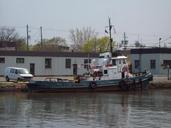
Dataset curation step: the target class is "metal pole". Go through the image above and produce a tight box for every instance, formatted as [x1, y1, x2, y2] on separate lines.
[159, 38, 161, 48]
[168, 67, 170, 80]
[40, 26, 43, 46]
[108, 17, 113, 53]
[26, 24, 29, 51]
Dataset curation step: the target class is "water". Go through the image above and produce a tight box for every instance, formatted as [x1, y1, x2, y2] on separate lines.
[0, 90, 171, 128]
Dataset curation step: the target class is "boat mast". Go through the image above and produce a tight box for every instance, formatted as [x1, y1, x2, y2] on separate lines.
[108, 17, 113, 53]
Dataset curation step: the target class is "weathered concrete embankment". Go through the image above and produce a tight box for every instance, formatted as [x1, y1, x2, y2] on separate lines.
[0, 76, 74, 92]
[148, 77, 171, 89]
[0, 76, 170, 92]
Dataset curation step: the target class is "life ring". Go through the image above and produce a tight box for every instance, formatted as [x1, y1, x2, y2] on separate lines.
[89, 82, 97, 89]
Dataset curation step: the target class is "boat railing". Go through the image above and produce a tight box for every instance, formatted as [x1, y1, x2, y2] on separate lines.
[44, 77, 73, 82]
[132, 70, 149, 77]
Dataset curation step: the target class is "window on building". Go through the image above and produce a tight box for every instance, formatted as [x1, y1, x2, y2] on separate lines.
[150, 60, 156, 69]
[0, 58, 5, 63]
[45, 58, 52, 68]
[16, 58, 24, 63]
[163, 60, 171, 68]
[134, 60, 140, 69]
[65, 59, 71, 69]
[84, 59, 91, 69]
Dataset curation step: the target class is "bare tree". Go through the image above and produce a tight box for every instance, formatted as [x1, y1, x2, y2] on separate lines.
[0, 27, 19, 42]
[0, 27, 27, 50]
[69, 27, 97, 51]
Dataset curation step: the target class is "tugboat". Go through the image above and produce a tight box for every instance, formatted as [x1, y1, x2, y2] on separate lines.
[27, 51, 153, 92]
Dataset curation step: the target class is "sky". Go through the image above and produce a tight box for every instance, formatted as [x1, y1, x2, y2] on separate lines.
[1, 0, 171, 47]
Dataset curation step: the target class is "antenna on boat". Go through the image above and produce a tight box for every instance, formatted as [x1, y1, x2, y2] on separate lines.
[105, 17, 114, 53]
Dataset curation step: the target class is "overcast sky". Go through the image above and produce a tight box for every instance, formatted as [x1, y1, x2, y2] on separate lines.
[1, 0, 171, 46]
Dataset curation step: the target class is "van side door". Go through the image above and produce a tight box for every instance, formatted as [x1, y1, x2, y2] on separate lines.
[13, 69, 19, 80]
[9, 69, 14, 80]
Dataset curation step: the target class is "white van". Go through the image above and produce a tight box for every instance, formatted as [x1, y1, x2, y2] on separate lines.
[4, 67, 33, 82]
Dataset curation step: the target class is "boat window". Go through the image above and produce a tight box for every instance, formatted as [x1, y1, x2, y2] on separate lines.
[123, 59, 126, 64]
[104, 70, 108, 75]
[119, 60, 121, 64]
[112, 59, 116, 66]
[99, 56, 104, 58]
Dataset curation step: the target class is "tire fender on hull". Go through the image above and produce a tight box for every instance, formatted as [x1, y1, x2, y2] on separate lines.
[89, 81, 97, 89]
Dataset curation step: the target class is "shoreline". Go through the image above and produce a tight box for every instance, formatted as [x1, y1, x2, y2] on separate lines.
[0, 76, 171, 92]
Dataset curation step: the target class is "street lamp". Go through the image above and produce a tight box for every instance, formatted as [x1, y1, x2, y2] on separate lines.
[161, 63, 170, 80]
[167, 65, 170, 80]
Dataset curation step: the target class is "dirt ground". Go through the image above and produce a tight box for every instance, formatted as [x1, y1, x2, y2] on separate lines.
[0, 76, 74, 82]
[0, 76, 170, 83]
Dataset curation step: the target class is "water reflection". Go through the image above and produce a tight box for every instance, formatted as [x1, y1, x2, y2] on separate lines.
[27, 93, 128, 128]
[0, 90, 171, 128]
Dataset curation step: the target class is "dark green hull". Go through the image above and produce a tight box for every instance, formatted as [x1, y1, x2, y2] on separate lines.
[27, 72, 153, 93]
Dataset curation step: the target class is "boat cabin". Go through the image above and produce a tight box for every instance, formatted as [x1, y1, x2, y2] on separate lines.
[87, 52, 129, 81]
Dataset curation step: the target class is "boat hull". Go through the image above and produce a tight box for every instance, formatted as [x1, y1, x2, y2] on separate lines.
[27, 72, 153, 93]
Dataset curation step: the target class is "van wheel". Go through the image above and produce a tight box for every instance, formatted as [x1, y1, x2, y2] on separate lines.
[6, 76, 9, 82]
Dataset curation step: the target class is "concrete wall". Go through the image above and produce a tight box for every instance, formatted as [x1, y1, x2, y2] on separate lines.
[159, 54, 171, 75]
[131, 53, 171, 76]
[0, 56, 92, 76]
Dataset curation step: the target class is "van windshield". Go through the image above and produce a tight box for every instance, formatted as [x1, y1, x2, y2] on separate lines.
[18, 69, 29, 74]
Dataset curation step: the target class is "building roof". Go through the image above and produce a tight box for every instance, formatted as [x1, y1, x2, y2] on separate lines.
[131, 48, 171, 54]
[0, 51, 99, 58]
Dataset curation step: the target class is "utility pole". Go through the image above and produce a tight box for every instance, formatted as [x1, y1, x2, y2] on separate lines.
[40, 26, 43, 46]
[26, 24, 29, 51]
[94, 37, 97, 52]
[159, 37, 162, 48]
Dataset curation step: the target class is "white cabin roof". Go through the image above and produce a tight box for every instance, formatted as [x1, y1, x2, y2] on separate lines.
[112, 56, 127, 59]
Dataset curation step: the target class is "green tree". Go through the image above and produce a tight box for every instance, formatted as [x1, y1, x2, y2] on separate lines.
[16, 38, 27, 51]
[134, 41, 145, 47]
[32, 37, 69, 52]
[82, 36, 114, 52]
[69, 27, 97, 51]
